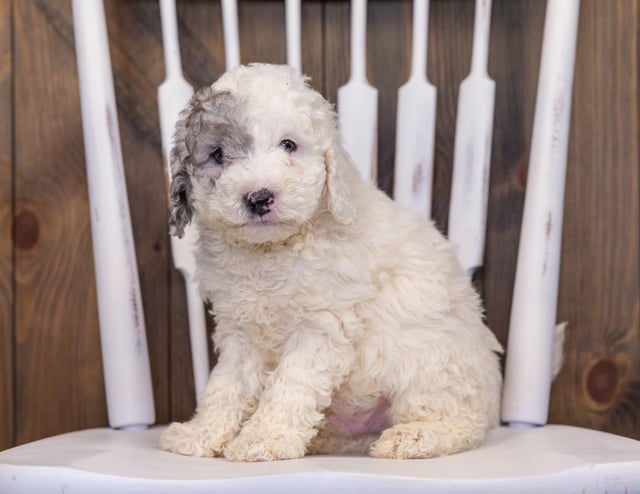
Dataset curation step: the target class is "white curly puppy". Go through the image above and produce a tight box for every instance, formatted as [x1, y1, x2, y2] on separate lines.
[160, 63, 502, 462]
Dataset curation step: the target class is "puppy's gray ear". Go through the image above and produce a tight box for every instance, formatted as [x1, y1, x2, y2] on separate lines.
[168, 88, 211, 238]
[168, 108, 195, 238]
[168, 165, 193, 238]
[325, 145, 356, 225]
[167, 85, 231, 237]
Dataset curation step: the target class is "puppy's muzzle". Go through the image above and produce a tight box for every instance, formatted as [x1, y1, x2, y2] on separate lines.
[244, 188, 275, 217]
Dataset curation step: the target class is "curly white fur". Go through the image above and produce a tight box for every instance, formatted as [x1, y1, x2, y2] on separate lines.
[160, 64, 503, 462]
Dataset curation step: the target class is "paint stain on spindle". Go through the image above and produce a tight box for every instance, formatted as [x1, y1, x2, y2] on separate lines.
[542, 212, 553, 275]
[130, 288, 142, 353]
[550, 78, 566, 148]
[586, 357, 619, 406]
[106, 104, 144, 349]
[14, 210, 39, 250]
[546, 212, 553, 237]
[412, 162, 424, 195]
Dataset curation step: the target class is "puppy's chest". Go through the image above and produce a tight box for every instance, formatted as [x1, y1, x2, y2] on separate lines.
[208, 247, 323, 330]
[200, 237, 375, 355]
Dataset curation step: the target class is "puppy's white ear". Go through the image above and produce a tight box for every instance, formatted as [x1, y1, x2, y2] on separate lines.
[325, 146, 356, 225]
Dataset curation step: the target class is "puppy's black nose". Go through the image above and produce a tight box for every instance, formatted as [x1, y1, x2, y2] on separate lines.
[244, 188, 275, 217]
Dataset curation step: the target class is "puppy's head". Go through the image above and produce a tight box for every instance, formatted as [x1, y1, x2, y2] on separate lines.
[168, 64, 356, 244]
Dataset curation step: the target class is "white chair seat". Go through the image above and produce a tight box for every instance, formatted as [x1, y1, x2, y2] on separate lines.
[2, 425, 639, 493]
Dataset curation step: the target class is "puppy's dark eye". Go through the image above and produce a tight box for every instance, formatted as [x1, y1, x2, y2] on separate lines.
[210, 147, 224, 164]
[279, 139, 297, 153]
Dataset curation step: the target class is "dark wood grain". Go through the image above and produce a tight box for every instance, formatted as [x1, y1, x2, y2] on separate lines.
[300, 1, 325, 91]
[482, 1, 545, 352]
[367, 1, 411, 193]
[176, 0, 226, 88]
[0, 0, 13, 451]
[240, 1, 287, 64]
[428, 0, 475, 234]
[13, 0, 106, 444]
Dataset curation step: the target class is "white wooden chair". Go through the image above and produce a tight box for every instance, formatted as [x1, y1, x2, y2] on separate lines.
[2, 0, 639, 492]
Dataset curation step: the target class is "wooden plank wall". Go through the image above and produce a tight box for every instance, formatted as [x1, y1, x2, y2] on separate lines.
[0, 0, 638, 450]
[0, 0, 13, 451]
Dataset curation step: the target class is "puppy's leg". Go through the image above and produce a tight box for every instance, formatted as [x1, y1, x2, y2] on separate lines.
[160, 334, 264, 457]
[223, 316, 353, 462]
[369, 375, 497, 459]
[370, 419, 486, 459]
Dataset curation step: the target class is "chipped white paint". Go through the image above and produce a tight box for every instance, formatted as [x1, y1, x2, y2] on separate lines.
[338, 0, 378, 182]
[158, 0, 210, 400]
[285, 0, 302, 75]
[393, 0, 436, 219]
[72, 0, 154, 429]
[222, 0, 241, 69]
[448, 0, 495, 277]
[502, 0, 581, 427]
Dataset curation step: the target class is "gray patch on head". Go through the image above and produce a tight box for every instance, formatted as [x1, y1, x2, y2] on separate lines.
[176, 88, 252, 171]
[168, 87, 253, 237]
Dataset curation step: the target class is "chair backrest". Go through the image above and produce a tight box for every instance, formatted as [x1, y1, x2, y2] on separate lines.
[72, 0, 579, 432]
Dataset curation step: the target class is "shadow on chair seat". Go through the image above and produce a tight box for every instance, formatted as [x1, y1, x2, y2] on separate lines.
[2, 425, 640, 493]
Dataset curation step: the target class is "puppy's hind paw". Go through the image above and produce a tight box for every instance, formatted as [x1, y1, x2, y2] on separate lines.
[369, 422, 483, 459]
[160, 421, 224, 457]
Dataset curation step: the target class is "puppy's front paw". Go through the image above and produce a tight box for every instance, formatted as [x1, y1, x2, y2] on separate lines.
[223, 428, 307, 462]
[160, 421, 231, 457]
